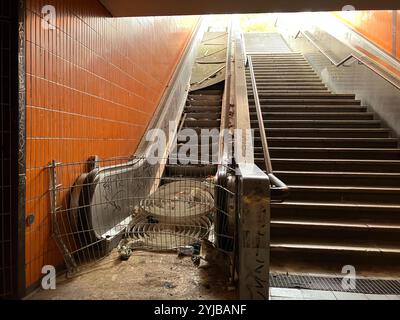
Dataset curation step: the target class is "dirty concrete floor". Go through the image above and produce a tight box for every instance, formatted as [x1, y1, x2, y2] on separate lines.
[27, 249, 399, 300]
[27, 250, 238, 300]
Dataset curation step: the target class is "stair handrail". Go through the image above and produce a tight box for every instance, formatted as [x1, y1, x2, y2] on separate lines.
[240, 32, 248, 67]
[247, 55, 290, 201]
[295, 30, 400, 91]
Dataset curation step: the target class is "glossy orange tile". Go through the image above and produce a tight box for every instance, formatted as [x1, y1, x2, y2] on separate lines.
[333, 11, 395, 56]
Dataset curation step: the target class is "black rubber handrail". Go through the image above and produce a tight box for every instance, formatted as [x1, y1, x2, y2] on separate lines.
[247, 55, 290, 202]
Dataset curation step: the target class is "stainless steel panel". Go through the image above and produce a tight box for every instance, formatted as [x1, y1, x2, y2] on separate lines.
[237, 163, 270, 300]
[279, 19, 400, 137]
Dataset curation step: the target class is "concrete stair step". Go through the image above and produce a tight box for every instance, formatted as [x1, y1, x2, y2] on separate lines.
[249, 68, 314, 72]
[249, 72, 318, 76]
[248, 80, 324, 85]
[263, 137, 398, 148]
[250, 89, 330, 94]
[271, 220, 400, 246]
[251, 105, 367, 112]
[274, 171, 400, 187]
[251, 99, 361, 105]
[250, 59, 306, 62]
[250, 54, 304, 57]
[248, 78, 323, 83]
[251, 55, 305, 58]
[250, 83, 326, 88]
[264, 120, 381, 128]
[272, 201, 400, 224]
[254, 112, 373, 120]
[249, 59, 307, 62]
[248, 76, 321, 80]
[249, 64, 311, 67]
[251, 79, 322, 83]
[270, 241, 400, 269]
[270, 158, 400, 172]
[250, 63, 312, 67]
[256, 128, 390, 138]
[250, 60, 309, 63]
[267, 147, 400, 160]
[249, 93, 355, 99]
[285, 185, 400, 204]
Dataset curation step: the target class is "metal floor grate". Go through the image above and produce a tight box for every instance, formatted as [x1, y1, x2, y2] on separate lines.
[270, 273, 400, 295]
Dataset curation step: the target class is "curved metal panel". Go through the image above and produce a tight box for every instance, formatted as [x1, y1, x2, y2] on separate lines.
[190, 32, 227, 91]
[78, 159, 157, 243]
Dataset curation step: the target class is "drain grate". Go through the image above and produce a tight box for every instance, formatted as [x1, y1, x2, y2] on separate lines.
[270, 273, 400, 295]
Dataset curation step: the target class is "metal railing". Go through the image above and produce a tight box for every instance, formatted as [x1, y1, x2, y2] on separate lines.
[247, 56, 290, 202]
[216, 17, 235, 252]
[296, 30, 400, 91]
[240, 32, 248, 67]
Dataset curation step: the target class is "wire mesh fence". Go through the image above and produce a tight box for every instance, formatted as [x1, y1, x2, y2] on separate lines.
[48, 156, 236, 276]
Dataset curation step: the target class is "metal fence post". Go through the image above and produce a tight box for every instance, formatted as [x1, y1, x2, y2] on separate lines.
[237, 163, 270, 300]
[48, 160, 78, 274]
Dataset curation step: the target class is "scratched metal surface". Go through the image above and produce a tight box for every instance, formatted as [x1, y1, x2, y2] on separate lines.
[190, 32, 227, 91]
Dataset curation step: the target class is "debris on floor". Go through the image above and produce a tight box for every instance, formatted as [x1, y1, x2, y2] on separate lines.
[27, 250, 237, 300]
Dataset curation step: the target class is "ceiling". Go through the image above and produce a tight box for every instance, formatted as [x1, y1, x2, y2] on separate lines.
[100, 0, 399, 17]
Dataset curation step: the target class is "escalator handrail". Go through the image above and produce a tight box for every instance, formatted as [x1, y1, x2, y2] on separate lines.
[247, 55, 290, 201]
[219, 17, 233, 165]
[296, 30, 400, 91]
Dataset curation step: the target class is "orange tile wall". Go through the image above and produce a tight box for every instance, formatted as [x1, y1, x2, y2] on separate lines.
[333, 10, 398, 59]
[25, 0, 198, 288]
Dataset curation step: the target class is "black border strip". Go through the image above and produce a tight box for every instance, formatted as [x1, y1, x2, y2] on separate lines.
[16, 0, 26, 298]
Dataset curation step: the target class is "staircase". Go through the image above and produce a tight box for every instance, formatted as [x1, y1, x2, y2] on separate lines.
[246, 52, 400, 272]
[163, 84, 223, 181]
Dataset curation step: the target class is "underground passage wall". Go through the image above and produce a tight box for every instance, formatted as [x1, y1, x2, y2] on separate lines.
[333, 10, 400, 60]
[24, 0, 199, 289]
